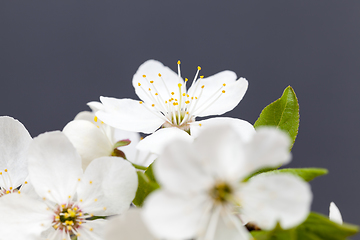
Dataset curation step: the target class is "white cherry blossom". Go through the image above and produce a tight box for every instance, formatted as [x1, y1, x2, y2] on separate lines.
[0, 131, 138, 240]
[143, 125, 312, 240]
[63, 107, 156, 169]
[0, 116, 32, 196]
[96, 59, 248, 134]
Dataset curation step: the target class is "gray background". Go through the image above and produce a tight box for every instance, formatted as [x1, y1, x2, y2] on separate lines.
[1, 0, 359, 236]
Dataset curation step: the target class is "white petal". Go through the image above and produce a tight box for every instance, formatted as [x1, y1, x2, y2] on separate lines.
[154, 136, 214, 193]
[74, 111, 96, 121]
[87, 101, 104, 112]
[78, 219, 107, 240]
[137, 127, 193, 155]
[187, 71, 248, 117]
[105, 208, 156, 240]
[28, 131, 83, 204]
[242, 127, 292, 177]
[143, 190, 207, 239]
[77, 157, 138, 216]
[329, 202, 343, 224]
[189, 117, 255, 142]
[97, 97, 164, 133]
[240, 174, 312, 230]
[0, 116, 32, 189]
[133, 59, 184, 103]
[0, 193, 53, 240]
[63, 120, 113, 170]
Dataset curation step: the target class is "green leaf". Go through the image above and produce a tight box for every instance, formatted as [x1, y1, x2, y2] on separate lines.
[254, 86, 299, 149]
[243, 167, 279, 182]
[133, 171, 160, 207]
[251, 212, 358, 240]
[145, 162, 157, 183]
[113, 139, 131, 148]
[260, 168, 328, 182]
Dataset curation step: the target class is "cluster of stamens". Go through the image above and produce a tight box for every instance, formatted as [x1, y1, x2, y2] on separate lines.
[209, 182, 234, 204]
[52, 203, 86, 236]
[137, 61, 227, 130]
[0, 169, 24, 196]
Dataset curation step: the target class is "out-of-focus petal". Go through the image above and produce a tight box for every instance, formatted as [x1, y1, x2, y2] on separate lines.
[329, 202, 343, 224]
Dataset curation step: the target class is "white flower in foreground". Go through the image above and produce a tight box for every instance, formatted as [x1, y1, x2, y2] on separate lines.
[329, 202, 343, 224]
[105, 208, 157, 240]
[143, 125, 312, 240]
[0, 131, 138, 240]
[96, 59, 248, 134]
[63, 108, 155, 169]
[0, 116, 32, 195]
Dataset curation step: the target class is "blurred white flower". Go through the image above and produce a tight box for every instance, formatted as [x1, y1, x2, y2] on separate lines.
[329, 202, 343, 224]
[0, 116, 33, 196]
[96, 59, 248, 134]
[0, 131, 138, 240]
[63, 107, 156, 169]
[143, 125, 312, 240]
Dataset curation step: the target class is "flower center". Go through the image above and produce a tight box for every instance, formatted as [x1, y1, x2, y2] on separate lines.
[209, 182, 233, 204]
[137, 60, 227, 130]
[53, 203, 86, 236]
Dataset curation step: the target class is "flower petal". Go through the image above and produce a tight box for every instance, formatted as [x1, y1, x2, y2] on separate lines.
[0, 193, 53, 240]
[63, 120, 114, 170]
[189, 117, 255, 142]
[78, 219, 107, 240]
[329, 202, 343, 224]
[74, 111, 96, 121]
[28, 131, 83, 204]
[133, 59, 184, 103]
[137, 127, 193, 155]
[143, 190, 207, 239]
[242, 127, 292, 177]
[0, 116, 32, 189]
[87, 101, 104, 112]
[105, 208, 156, 240]
[77, 157, 138, 216]
[240, 174, 312, 230]
[113, 128, 141, 162]
[187, 71, 248, 117]
[97, 97, 164, 133]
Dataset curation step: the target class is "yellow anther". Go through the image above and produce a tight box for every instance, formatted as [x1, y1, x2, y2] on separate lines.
[183, 93, 186, 96]
[187, 94, 189, 97]
[78, 221, 82, 225]
[200, 76, 204, 79]
[201, 85, 205, 89]
[152, 104, 155, 107]
[199, 123, 202, 126]
[185, 101, 190, 104]
[79, 212, 83, 216]
[185, 78, 188, 82]
[18, 191, 21, 194]
[158, 73, 162, 77]
[171, 92, 174, 95]
[46, 207, 50, 210]
[195, 97, 198, 99]
[77, 233, 81, 237]
[138, 82, 141, 86]
[90, 228, 94, 231]
[96, 126, 100, 129]
[222, 90, 225, 93]
[191, 97, 194, 100]
[173, 102, 178, 106]
[155, 93, 158, 96]
[68, 195, 71, 199]
[89, 181, 93, 184]
[61, 204, 66, 208]
[198, 66, 201, 70]
[54, 225, 58, 229]
[101, 121, 104, 124]
[186, 112, 189, 114]
[74, 207, 78, 211]
[223, 83, 226, 86]
[178, 83, 182, 87]
[142, 75, 146, 78]
[90, 213, 94, 217]
[165, 101, 168, 103]
[5, 190, 9, 194]
[48, 190, 51, 193]
[64, 213, 69, 218]
[4, 169, 7, 172]
[175, 99, 178, 101]
[171, 98, 174, 101]
[0, 172, 2, 175]
[150, 81, 154, 83]
[139, 101, 143, 104]
[78, 178, 81, 181]
[67, 226, 72, 231]
[42, 197, 46, 200]
[9, 187, 12, 190]
[55, 215, 60, 220]
[177, 60, 181, 65]
[94, 198, 98, 202]
[148, 88, 151, 91]
[94, 116, 98, 122]
[103, 207, 107, 210]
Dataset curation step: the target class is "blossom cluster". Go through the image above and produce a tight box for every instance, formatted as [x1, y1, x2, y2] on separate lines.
[0, 60, 355, 240]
